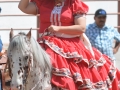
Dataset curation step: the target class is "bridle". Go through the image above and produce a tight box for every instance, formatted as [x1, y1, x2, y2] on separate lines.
[8, 33, 34, 84]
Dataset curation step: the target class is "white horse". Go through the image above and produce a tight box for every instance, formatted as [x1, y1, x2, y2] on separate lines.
[7, 29, 52, 90]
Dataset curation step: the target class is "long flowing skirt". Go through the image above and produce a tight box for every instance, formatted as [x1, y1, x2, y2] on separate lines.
[38, 36, 120, 90]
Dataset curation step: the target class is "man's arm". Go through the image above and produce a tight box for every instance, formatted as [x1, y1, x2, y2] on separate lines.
[113, 41, 120, 54]
[113, 29, 120, 54]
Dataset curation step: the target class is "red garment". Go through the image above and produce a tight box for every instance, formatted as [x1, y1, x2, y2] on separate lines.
[31, 0, 120, 89]
[31, 0, 88, 33]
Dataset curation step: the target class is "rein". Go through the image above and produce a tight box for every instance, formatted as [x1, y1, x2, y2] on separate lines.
[39, 28, 52, 50]
[40, 28, 51, 38]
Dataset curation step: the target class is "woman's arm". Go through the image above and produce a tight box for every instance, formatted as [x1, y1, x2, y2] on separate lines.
[48, 15, 86, 35]
[18, 0, 37, 15]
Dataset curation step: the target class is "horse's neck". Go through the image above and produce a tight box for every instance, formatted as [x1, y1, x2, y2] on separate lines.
[25, 58, 51, 90]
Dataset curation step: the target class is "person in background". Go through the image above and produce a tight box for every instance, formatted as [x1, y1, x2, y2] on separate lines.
[85, 8, 120, 65]
[10, 0, 120, 90]
[0, 39, 3, 55]
[0, 7, 2, 13]
[0, 7, 3, 53]
[0, 6, 3, 90]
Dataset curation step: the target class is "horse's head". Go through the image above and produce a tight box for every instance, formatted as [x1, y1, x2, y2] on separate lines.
[7, 29, 33, 89]
[7, 29, 51, 90]
[9, 28, 31, 42]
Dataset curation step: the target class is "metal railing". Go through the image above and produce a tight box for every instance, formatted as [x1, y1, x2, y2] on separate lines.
[0, 0, 120, 31]
[0, 0, 120, 2]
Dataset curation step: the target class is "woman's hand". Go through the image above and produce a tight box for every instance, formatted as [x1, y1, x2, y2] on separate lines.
[48, 25, 59, 33]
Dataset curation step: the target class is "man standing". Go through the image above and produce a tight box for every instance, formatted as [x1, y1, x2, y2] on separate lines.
[85, 9, 120, 65]
[0, 7, 3, 53]
[0, 7, 3, 90]
[0, 7, 4, 90]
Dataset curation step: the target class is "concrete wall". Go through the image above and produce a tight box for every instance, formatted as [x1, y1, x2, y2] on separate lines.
[0, 1, 118, 42]
[0, 2, 37, 44]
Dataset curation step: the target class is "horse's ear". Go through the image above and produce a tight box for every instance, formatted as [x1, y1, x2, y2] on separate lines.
[26, 28, 32, 39]
[9, 28, 14, 41]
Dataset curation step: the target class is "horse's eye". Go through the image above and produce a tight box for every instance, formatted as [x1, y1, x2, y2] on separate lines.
[25, 56, 28, 60]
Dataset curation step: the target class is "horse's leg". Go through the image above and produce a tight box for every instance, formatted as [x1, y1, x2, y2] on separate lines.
[0, 70, 5, 90]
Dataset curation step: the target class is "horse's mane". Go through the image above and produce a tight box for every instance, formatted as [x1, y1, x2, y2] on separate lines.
[7, 32, 51, 87]
[31, 34, 51, 72]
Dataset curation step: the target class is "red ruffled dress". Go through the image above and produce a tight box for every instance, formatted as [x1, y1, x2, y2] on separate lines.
[31, 0, 120, 89]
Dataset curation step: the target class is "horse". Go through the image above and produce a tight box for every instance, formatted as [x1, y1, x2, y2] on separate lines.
[7, 29, 52, 90]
